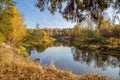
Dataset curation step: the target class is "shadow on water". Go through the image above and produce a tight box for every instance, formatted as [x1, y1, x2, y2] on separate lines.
[29, 42, 120, 80]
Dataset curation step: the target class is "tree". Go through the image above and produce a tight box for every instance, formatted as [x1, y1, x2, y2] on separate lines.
[0, 6, 26, 45]
[36, 0, 120, 22]
[36, 23, 40, 29]
[8, 7, 26, 44]
[99, 20, 113, 38]
[0, 0, 15, 42]
[0, 32, 5, 42]
[0, 0, 15, 15]
[24, 29, 47, 46]
[112, 25, 120, 38]
[73, 24, 81, 37]
[100, 20, 112, 29]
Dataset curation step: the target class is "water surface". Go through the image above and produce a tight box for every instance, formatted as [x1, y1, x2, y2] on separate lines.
[30, 46, 120, 80]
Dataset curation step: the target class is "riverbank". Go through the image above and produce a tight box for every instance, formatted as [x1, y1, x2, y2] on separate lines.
[72, 37, 120, 52]
[0, 43, 114, 80]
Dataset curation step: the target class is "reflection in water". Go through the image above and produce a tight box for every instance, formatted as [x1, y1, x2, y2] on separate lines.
[35, 45, 47, 52]
[72, 47, 120, 80]
[72, 47, 120, 71]
[72, 48, 120, 70]
[30, 46, 120, 80]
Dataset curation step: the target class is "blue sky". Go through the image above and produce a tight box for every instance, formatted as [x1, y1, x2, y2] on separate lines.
[15, 0, 76, 28]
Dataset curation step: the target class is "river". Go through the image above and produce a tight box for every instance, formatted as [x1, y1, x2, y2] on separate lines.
[29, 46, 120, 80]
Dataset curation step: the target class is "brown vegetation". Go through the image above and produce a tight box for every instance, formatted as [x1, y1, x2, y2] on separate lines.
[0, 43, 114, 80]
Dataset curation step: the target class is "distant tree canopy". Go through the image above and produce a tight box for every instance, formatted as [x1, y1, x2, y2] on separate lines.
[73, 24, 81, 36]
[36, 0, 120, 22]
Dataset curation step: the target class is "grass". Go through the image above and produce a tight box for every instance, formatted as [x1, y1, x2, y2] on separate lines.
[0, 43, 114, 80]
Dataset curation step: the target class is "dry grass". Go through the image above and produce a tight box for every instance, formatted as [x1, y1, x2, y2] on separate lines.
[0, 43, 114, 80]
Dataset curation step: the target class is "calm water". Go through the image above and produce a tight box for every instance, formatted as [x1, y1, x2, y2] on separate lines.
[30, 46, 120, 80]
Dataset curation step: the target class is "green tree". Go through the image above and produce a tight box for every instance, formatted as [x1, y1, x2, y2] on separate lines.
[24, 29, 47, 46]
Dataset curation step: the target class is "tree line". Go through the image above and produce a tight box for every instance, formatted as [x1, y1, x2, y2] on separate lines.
[42, 20, 120, 51]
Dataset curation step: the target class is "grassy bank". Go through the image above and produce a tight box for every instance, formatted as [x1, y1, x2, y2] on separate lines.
[0, 43, 114, 80]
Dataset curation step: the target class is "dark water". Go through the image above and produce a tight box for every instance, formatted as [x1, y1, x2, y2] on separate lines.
[30, 46, 120, 80]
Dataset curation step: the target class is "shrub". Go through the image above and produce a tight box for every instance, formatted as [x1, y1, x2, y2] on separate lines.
[18, 46, 28, 57]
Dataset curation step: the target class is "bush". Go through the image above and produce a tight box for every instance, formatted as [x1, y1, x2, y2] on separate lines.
[18, 46, 28, 57]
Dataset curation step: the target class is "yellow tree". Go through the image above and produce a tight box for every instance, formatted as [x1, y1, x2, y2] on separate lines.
[100, 20, 112, 29]
[99, 20, 112, 38]
[0, 6, 26, 45]
[8, 7, 26, 45]
[73, 24, 81, 37]
[0, 4, 14, 42]
[112, 25, 120, 38]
